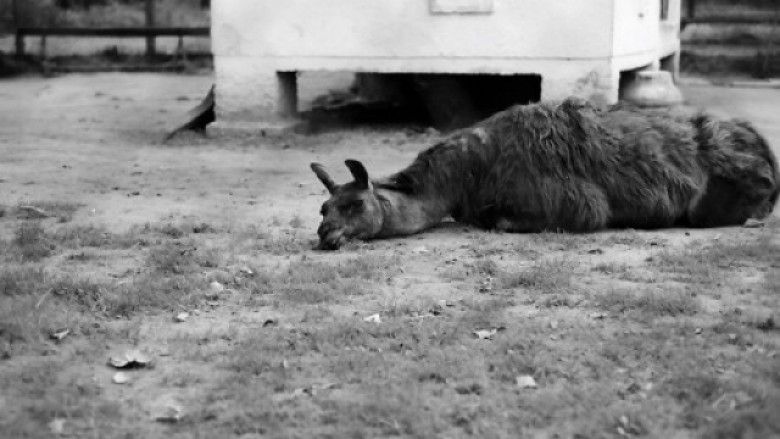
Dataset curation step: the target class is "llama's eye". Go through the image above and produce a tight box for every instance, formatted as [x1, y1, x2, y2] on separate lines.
[338, 200, 363, 213]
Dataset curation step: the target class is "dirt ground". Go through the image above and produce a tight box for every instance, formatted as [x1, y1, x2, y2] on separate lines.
[0, 73, 779, 439]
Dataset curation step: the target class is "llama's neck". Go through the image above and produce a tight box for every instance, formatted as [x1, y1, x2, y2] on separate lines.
[374, 188, 451, 238]
[371, 131, 488, 238]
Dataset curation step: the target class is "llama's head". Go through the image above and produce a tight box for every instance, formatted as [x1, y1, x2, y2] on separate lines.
[310, 160, 384, 250]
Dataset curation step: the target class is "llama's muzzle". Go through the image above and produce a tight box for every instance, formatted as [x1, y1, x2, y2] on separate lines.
[316, 222, 345, 250]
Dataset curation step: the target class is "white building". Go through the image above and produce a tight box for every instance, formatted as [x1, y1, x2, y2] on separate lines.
[211, 0, 681, 126]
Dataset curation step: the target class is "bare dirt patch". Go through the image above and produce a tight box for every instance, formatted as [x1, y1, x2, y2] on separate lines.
[1, 74, 779, 438]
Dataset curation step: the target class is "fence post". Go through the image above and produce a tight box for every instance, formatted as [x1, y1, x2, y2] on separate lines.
[15, 30, 25, 58]
[12, 0, 24, 57]
[686, 0, 696, 20]
[145, 0, 156, 58]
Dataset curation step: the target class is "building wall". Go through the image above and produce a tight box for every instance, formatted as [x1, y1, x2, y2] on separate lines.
[612, 0, 681, 71]
[212, 0, 680, 123]
[213, 0, 614, 63]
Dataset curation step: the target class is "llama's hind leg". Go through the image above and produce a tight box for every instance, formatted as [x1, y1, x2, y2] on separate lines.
[687, 176, 768, 227]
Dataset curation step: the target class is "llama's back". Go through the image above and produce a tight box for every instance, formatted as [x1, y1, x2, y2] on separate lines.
[470, 99, 707, 229]
[381, 98, 776, 231]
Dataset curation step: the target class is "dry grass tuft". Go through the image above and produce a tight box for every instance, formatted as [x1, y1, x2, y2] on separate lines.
[595, 286, 700, 318]
[650, 237, 780, 284]
[247, 255, 399, 305]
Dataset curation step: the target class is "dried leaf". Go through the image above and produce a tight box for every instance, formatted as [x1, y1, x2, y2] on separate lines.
[174, 312, 189, 323]
[263, 318, 277, 328]
[108, 356, 130, 368]
[112, 372, 131, 385]
[154, 403, 183, 423]
[587, 248, 604, 255]
[290, 388, 307, 398]
[49, 418, 65, 435]
[50, 328, 70, 341]
[589, 312, 607, 320]
[549, 320, 559, 330]
[108, 349, 152, 369]
[363, 314, 381, 323]
[412, 245, 430, 254]
[309, 382, 340, 395]
[128, 349, 151, 365]
[473, 329, 498, 340]
[516, 375, 537, 389]
[209, 281, 224, 293]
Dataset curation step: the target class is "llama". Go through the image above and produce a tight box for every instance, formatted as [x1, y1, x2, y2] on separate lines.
[311, 98, 779, 250]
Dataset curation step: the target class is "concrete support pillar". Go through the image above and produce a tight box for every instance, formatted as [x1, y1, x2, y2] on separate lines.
[213, 57, 300, 129]
[660, 51, 681, 82]
[276, 71, 298, 118]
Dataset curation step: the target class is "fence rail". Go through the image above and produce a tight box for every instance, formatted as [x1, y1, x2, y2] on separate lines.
[682, 16, 775, 28]
[15, 26, 210, 58]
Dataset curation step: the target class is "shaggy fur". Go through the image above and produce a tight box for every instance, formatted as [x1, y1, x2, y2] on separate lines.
[311, 98, 779, 249]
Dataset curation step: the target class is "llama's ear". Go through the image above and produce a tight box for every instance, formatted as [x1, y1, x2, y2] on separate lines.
[311, 162, 337, 194]
[345, 159, 371, 190]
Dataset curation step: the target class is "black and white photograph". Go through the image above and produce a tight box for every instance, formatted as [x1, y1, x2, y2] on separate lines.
[0, 0, 778, 437]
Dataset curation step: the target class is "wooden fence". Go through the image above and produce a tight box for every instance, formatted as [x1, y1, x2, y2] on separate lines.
[682, 0, 779, 78]
[15, 26, 210, 59]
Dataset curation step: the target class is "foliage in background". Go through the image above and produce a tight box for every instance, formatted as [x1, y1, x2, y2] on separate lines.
[0, 0, 208, 33]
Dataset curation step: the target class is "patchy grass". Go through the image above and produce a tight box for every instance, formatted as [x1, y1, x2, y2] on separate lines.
[591, 261, 631, 275]
[52, 224, 139, 249]
[497, 258, 575, 292]
[0, 265, 47, 297]
[595, 286, 701, 318]
[16, 200, 82, 222]
[132, 220, 216, 239]
[599, 229, 649, 247]
[228, 225, 312, 255]
[2, 213, 779, 438]
[0, 267, 105, 356]
[525, 230, 598, 250]
[178, 302, 780, 438]
[5, 222, 141, 263]
[441, 256, 575, 295]
[13, 222, 54, 262]
[246, 255, 399, 305]
[650, 236, 780, 284]
[0, 219, 223, 357]
[109, 273, 207, 316]
[0, 358, 122, 439]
